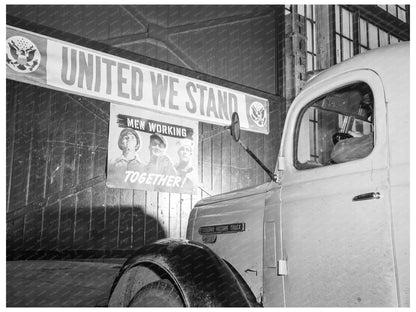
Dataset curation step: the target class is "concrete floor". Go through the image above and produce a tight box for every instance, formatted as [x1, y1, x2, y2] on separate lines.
[6, 260, 124, 307]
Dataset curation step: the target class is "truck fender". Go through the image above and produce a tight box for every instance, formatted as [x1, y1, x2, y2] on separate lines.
[108, 238, 257, 307]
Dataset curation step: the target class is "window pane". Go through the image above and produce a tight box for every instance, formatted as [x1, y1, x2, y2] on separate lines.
[342, 38, 352, 60]
[297, 112, 311, 164]
[296, 83, 375, 169]
[335, 5, 340, 33]
[388, 5, 396, 15]
[389, 35, 399, 44]
[398, 8, 407, 22]
[297, 5, 305, 16]
[379, 29, 389, 47]
[307, 20, 313, 51]
[336, 35, 341, 63]
[306, 5, 313, 19]
[368, 23, 378, 49]
[360, 18, 367, 46]
[342, 8, 352, 38]
[307, 53, 313, 72]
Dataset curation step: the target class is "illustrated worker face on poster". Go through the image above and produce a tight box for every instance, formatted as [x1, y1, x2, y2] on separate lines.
[107, 103, 198, 194]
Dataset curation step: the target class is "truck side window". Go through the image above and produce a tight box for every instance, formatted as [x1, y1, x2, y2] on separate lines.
[295, 82, 374, 169]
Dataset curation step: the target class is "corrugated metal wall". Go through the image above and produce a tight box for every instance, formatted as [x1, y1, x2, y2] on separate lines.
[6, 5, 285, 259]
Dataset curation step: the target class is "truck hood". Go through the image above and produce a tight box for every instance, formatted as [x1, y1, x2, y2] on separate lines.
[194, 182, 271, 207]
[188, 182, 271, 303]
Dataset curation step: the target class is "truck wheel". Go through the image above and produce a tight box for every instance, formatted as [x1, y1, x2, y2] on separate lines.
[128, 279, 184, 307]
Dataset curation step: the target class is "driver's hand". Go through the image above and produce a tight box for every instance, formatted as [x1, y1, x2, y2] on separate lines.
[348, 130, 363, 138]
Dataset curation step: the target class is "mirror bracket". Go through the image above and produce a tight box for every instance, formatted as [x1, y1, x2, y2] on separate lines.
[227, 112, 277, 182]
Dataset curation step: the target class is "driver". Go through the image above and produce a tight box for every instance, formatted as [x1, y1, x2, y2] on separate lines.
[330, 131, 373, 163]
[330, 96, 374, 164]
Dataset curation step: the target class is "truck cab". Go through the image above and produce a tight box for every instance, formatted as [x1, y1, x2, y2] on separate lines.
[108, 42, 409, 307]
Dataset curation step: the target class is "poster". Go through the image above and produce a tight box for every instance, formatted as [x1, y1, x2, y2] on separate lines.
[107, 103, 198, 194]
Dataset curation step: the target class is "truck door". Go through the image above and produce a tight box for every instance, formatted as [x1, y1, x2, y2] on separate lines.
[279, 70, 397, 307]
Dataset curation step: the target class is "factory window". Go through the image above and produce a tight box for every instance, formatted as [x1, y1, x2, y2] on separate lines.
[286, 5, 317, 72]
[335, 5, 353, 63]
[377, 4, 408, 23]
[359, 18, 401, 53]
[335, 6, 405, 63]
[298, 5, 317, 72]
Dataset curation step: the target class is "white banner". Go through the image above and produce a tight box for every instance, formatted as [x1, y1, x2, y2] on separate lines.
[7, 25, 270, 134]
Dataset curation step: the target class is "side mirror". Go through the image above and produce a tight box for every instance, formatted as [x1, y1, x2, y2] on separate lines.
[230, 112, 240, 142]
[227, 112, 277, 182]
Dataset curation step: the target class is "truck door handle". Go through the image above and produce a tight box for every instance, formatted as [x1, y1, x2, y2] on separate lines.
[352, 192, 381, 201]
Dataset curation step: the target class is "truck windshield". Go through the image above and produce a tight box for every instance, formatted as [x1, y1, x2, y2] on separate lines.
[295, 82, 374, 169]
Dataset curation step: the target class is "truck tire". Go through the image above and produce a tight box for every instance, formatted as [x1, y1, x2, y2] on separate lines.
[128, 279, 184, 307]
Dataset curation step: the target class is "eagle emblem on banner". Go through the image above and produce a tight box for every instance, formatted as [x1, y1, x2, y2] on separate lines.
[249, 101, 267, 127]
[6, 35, 41, 73]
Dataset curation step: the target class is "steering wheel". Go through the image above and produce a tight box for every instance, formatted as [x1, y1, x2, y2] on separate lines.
[332, 132, 353, 145]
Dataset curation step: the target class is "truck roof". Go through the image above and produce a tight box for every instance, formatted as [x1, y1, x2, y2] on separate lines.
[302, 42, 409, 96]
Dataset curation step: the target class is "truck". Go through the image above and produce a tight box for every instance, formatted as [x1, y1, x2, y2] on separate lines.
[108, 42, 409, 307]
